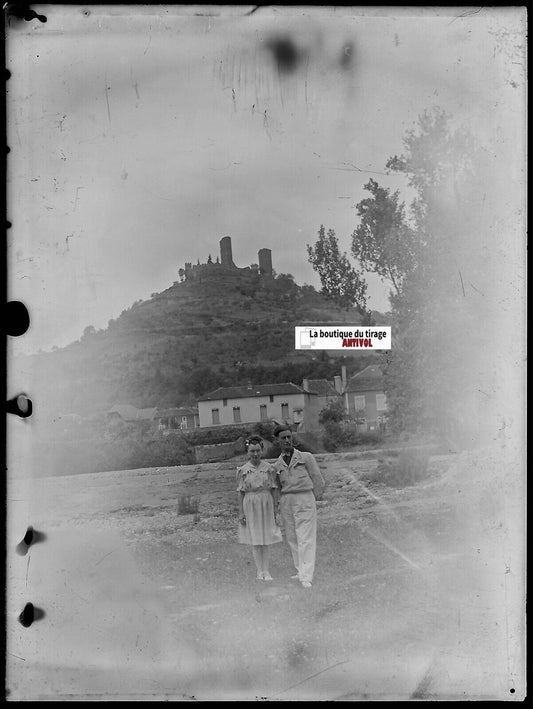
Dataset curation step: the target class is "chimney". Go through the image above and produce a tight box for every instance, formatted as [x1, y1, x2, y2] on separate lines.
[333, 375, 342, 393]
[341, 365, 347, 388]
[302, 378, 309, 391]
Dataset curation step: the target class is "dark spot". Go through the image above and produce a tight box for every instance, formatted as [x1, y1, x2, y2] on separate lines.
[5, 3, 47, 22]
[16, 527, 47, 556]
[18, 603, 46, 627]
[265, 35, 302, 74]
[340, 41, 355, 69]
[5, 301, 30, 336]
[6, 395, 32, 418]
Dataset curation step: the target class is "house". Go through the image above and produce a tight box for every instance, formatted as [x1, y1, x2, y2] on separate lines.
[197, 383, 320, 431]
[342, 365, 388, 432]
[155, 406, 199, 432]
[302, 377, 342, 412]
[107, 404, 159, 423]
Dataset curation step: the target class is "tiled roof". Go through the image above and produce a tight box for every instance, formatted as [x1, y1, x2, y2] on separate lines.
[156, 407, 198, 418]
[198, 382, 312, 402]
[108, 404, 158, 421]
[303, 379, 341, 397]
[345, 365, 384, 393]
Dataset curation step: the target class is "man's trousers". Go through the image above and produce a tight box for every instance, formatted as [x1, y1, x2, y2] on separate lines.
[280, 491, 317, 584]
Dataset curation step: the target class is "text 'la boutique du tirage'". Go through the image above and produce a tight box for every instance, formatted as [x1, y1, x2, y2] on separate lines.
[294, 326, 391, 350]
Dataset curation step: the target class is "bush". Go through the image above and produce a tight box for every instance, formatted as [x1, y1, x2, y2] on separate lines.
[177, 494, 200, 515]
[318, 400, 346, 425]
[267, 433, 320, 458]
[360, 448, 430, 488]
[33, 431, 195, 476]
[250, 421, 276, 441]
[183, 424, 253, 446]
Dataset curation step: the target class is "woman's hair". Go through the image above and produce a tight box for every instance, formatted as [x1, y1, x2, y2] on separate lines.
[245, 435, 264, 449]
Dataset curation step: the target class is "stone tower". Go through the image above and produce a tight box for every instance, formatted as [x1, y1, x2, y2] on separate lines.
[258, 248, 273, 276]
[219, 236, 234, 268]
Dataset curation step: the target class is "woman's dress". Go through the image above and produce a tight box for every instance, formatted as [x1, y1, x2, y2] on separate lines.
[237, 461, 282, 545]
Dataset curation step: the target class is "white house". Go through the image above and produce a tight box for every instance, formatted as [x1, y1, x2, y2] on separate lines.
[197, 382, 320, 431]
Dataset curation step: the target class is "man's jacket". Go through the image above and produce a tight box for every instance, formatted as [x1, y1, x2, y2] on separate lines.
[273, 448, 325, 499]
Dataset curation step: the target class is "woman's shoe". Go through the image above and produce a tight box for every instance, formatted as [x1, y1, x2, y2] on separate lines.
[301, 581, 312, 588]
[256, 573, 265, 581]
[263, 572, 273, 581]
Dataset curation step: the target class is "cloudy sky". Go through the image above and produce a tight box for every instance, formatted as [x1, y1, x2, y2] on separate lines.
[7, 5, 526, 355]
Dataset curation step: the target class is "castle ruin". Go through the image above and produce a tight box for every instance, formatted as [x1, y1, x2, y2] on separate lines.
[182, 237, 273, 280]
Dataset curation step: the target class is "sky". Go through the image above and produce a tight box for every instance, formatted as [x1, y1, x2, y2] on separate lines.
[6, 5, 526, 355]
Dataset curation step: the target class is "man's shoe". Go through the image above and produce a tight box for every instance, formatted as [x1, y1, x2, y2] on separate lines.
[301, 581, 312, 588]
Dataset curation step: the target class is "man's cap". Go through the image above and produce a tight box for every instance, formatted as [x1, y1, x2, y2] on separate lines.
[274, 424, 292, 437]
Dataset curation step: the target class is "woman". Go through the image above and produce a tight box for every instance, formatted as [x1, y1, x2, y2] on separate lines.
[237, 435, 282, 580]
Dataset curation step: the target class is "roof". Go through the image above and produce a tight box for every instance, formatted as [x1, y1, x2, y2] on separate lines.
[155, 407, 198, 418]
[303, 379, 341, 397]
[107, 404, 158, 421]
[198, 382, 314, 402]
[345, 365, 385, 393]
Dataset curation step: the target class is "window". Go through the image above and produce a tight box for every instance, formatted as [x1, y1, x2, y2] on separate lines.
[181, 416, 188, 430]
[354, 395, 366, 412]
[233, 406, 242, 423]
[212, 408, 220, 425]
[269, 395, 274, 403]
[223, 398, 227, 407]
[376, 393, 387, 411]
[259, 404, 268, 422]
[281, 403, 289, 420]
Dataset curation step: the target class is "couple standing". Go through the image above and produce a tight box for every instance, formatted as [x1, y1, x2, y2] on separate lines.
[237, 424, 325, 588]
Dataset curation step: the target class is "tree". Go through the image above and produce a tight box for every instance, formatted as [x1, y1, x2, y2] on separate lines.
[318, 399, 346, 425]
[351, 179, 417, 296]
[82, 325, 96, 339]
[307, 225, 368, 315]
[353, 107, 491, 441]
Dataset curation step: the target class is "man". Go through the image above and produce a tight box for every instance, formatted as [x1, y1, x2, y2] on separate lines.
[273, 424, 325, 588]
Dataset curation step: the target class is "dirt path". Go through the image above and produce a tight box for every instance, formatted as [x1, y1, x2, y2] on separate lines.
[6, 448, 525, 700]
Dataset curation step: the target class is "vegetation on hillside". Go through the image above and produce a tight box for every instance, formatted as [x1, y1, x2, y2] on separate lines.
[28, 270, 386, 418]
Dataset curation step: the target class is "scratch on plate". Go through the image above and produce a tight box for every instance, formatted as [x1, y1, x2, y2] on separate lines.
[25, 552, 31, 587]
[94, 549, 116, 566]
[270, 660, 350, 698]
[144, 24, 152, 55]
[105, 80, 112, 123]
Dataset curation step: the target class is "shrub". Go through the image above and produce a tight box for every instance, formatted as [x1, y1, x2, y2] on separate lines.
[267, 434, 319, 458]
[183, 424, 253, 446]
[360, 448, 430, 488]
[250, 421, 276, 442]
[318, 399, 346, 425]
[177, 494, 200, 515]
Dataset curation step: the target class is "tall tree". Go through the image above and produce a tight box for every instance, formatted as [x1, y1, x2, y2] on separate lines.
[307, 225, 369, 316]
[353, 107, 492, 442]
[351, 179, 416, 296]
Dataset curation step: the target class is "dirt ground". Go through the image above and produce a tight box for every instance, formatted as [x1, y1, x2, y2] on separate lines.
[6, 445, 526, 701]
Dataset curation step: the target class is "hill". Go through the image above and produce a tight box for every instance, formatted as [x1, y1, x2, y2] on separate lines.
[27, 266, 390, 417]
